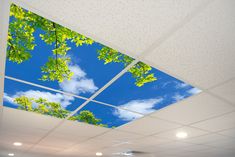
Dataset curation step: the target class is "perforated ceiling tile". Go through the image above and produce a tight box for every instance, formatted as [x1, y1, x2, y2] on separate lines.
[178, 144, 212, 152]
[15, 0, 207, 56]
[154, 126, 208, 140]
[210, 79, 235, 104]
[153, 141, 194, 152]
[0, 134, 32, 156]
[1, 106, 61, 131]
[192, 111, 235, 132]
[184, 133, 230, 145]
[205, 138, 235, 149]
[37, 120, 109, 149]
[59, 138, 118, 156]
[58, 145, 91, 157]
[151, 93, 235, 125]
[145, 0, 235, 89]
[94, 129, 141, 142]
[27, 145, 64, 157]
[0, 107, 62, 155]
[117, 116, 181, 136]
[129, 136, 172, 148]
[0, 150, 25, 157]
[52, 120, 109, 138]
[218, 128, 235, 138]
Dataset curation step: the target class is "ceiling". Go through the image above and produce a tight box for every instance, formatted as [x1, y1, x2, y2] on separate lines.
[0, 0, 235, 157]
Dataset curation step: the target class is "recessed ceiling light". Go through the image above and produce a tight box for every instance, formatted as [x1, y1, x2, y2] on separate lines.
[176, 131, 188, 139]
[13, 142, 22, 146]
[8, 153, 14, 156]
[96, 152, 103, 156]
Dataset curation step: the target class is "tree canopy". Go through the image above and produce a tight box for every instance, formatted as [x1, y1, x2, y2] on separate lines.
[8, 4, 157, 87]
[14, 96, 106, 127]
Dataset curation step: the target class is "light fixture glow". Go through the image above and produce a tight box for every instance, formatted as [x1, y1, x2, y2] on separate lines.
[176, 131, 188, 139]
[8, 153, 14, 156]
[13, 142, 22, 146]
[96, 152, 103, 156]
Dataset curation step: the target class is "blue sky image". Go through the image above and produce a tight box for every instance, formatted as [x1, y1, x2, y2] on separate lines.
[3, 4, 201, 128]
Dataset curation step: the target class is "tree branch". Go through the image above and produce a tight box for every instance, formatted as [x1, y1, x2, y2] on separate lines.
[52, 22, 59, 70]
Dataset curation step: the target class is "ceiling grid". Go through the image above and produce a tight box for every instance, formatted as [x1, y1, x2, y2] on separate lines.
[0, 0, 235, 157]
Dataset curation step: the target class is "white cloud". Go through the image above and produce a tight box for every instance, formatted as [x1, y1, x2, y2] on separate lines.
[59, 64, 98, 95]
[175, 82, 190, 89]
[113, 109, 143, 121]
[172, 93, 186, 102]
[172, 88, 201, 102]
[187, 87, 202, 95]
[3, 92, 17, 106]
[113, 98, 163, 121]
[4, 90, 74, 108]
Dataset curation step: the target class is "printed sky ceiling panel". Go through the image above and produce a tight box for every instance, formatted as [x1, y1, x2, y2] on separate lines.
[3, 3, 200, 128]
[95, 66, 201, 115]
[71, 101, 143, 128]
[4, 78, 84, 118]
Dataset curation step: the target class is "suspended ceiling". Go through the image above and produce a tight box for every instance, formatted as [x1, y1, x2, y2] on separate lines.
[0, 0, 235, 157]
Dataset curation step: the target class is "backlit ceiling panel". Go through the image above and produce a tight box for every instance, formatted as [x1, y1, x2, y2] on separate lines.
[3, 4, 201, 128]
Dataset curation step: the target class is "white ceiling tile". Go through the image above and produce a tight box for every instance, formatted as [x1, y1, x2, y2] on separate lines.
[218, 128, 235, 137]
[104, 136, 172, 154]
[184, 133, 230, 145]
[60, 136, 119, 155]
[0, 107, 65, 156]
[0, 0, 9, 107]
[180, 144, 212, 152]
[95, 129, 141, 143]
[2, 107, 62, 131]
[210, 79, 235, 105]
[174, 149, 217, 157]
[0, 107, 62, 146]
[130, 136, 172, 147]
[0, 142, 30, 157]
[192, 112, 235, 132]
[154, 126, 208, 140]
[117, 117, 181, 136]
[145, 0, 235, 89]
[28, 145, 64, 156]
[14, 0, 206, 56]
[0, 126, 46, 145]
[58, 146, 90, 157]
[205, 138, 235, 149]
[36, 132, 86, 150]
[0, 150, 25, 157]
[101, 143, 170, 155]
[51, 120, 109, 137]
[21, 153, 57, 157]
[151, 93, 234, 125]
[37, 120, 109, 149]
[156, 141, 193, 151]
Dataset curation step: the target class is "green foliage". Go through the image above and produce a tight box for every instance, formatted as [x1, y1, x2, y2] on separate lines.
[8, 5, 36, 63]
[41, 57, 73, 82]
[14, 96, 70, 118]
[8, 4, 93, 82]
[14, 96, 106, 126]
[129, 62, 157, 87]
[14, 96, 34, 111]
[8, 4, 157, 87]
[97, 46, 157, 86]
[69, 110, 107, 127]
